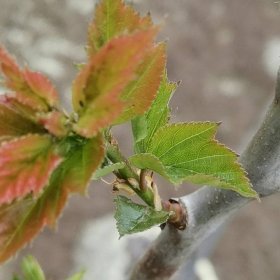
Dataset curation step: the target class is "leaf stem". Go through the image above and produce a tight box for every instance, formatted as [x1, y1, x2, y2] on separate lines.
[105, 134, 155, 207]
[104, 134, 188, 227]
[106, 142, 138, 180]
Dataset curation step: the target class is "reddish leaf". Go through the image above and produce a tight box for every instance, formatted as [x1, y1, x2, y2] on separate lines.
[0, 134, 62, 204]
[0, 47, 22, 87]
[0, 94, 38, 122]
[37, 111, 68, 138]
[116, 43, 166, 123]
[0, 135, 104, 262]
[73, 29, 156, 138]
[9, 91, 48, 112]
[0, 47, 46, 112]
[87, 0, 153, 55]
[0, 46, 59, 112]
[73, 91, 123, 139]
[0, 179, 68, 263]
[0, 101, 42, 139]
[23, 69, 59, 107]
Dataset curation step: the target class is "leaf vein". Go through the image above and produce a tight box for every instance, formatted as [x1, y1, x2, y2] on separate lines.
[153, 124, 216, 159]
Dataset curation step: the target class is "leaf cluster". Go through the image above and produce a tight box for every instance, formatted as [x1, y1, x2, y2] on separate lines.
[0, 0, 257, 265]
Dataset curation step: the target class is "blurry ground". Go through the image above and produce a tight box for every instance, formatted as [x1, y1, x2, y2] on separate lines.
[0, 0, 280, 279]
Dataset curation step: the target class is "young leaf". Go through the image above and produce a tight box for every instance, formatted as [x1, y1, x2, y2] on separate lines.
[72, 29, 156, 138]
[60, 135, 105, 194]
[0, 134, 62, 204]
[11, 91, 48, 113]
[0, 176, 67, 263]
[115, 43, 166, 123]
[0, 102, 42, 139]
[0, 46, 22, 85]
[132, 73, 177, 153]
[131, 115, 147, 145]
[132, 123, 257, 198]
[93, 162, 125, 180]
[0, 94, 38, 122]
[23, 69, 59, 108]
[114, 195, 169, 237]
[87, 0, 152, 55]
[130, 153, 167, 179]
[0, 46, 59, 112]
[37, 111, 68, 138]
[0, 135, 104, 262]
[21, 255, 45, 280]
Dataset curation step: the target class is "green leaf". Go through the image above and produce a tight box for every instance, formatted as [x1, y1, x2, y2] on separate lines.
[132, 122, 257, 198]
[131, 115, 147, 144]
[59, 135, 105, 194]
[132, 73, 177, 153]
[114, 195, 169, 237]
[93, 162, 125, 180]
[130, 153, 166, 178]
[21, 255, 45, 280]
[66, 271, 85, 280]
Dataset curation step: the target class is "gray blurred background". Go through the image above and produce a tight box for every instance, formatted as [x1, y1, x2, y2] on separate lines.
[0, 0, 280, 279]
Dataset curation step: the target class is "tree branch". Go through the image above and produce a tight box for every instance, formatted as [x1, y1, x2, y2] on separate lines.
[130, 72, 280, 280]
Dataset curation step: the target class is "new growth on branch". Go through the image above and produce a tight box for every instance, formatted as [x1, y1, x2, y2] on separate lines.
[0, 0, 260, 279]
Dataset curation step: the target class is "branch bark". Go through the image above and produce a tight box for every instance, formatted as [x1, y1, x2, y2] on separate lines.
[130, 72, 280, 280]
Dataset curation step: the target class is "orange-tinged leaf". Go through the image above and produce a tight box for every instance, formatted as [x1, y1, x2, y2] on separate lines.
[0, 101, 42, 139]
[23, 69, 59, 107]
[0, 94, 38, 122]
[37, 111, 69, 138]
[0, 47, 22, 85]
[0, 177, 68, 263]
[0, 134, 104, 262]
[73, 93, 123, 139]
[0, 134, 62, 204]
[0, 47, 46, 112]
[73, 30, 156, 137]
[11, 91, 48, 112]
[116, 43, 166, 123]
[87, 0, 153, 55]
[0, 46, 59, 111]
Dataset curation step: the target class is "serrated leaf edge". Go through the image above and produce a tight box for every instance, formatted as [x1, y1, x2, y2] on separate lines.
[147, 122, 257, 198]
[114, 195, 169, 237]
